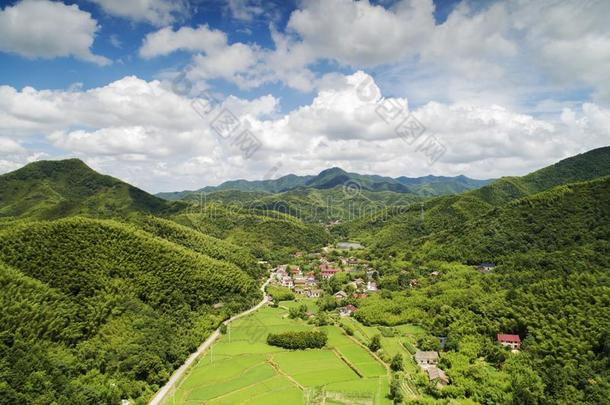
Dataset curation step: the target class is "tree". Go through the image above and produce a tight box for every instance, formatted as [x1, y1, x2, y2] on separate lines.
[369, 335, 382, 352]
[390, 354, 403, 371]
[389, 376, 403, 403]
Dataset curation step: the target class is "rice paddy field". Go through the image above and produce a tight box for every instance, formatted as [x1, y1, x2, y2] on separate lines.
[161, 298, 412, 405]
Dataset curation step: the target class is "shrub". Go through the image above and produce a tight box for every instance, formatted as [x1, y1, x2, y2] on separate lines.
[266, 331, 327, 349]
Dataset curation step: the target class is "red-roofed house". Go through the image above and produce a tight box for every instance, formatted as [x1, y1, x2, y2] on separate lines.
[320, 263, 340, 279]
[497, 334, 521, 350]
[339, 304, 357, 317]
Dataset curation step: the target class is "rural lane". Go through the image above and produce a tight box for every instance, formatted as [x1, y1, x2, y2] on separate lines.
[148, 274, 273, 405]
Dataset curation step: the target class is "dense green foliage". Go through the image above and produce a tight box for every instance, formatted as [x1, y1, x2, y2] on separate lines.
[172, 204, 330, 260]
[131, 215, 261, 277]
[266, 331, 327, 350]
[336, 146, 610, 252]
[0, 217, 260, 404]
[0, 159, 184, 219]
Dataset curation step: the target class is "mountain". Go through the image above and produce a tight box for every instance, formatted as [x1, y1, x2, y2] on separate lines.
[0, 159, 185, 219]
[338, 146, 610, 251]
[0, 216, 260, 404]
[156, 167, 491, 200]
[418, 175, 610, 263]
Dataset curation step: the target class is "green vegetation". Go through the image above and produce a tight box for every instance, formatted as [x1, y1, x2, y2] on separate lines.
[131, 215, 261, 277]
[0, 217, 260, 404]
[172, 204, 330, 260]
[267, 285, 295, 301]
[164, 304, 393, 404]
[0, 159, 184, 219]
[267, 331, 328, 349]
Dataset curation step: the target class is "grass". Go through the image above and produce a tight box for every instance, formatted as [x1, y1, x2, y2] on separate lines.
[163, 300, 395, 404]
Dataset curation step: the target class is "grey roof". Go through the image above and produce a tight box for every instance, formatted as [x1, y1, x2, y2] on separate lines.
[427, 366, 449, 383]
[414, 351, 439, 361]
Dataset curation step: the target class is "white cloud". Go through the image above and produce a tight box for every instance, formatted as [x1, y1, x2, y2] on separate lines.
[0, 137, 26, 154]
[0, 0, 109, 65]
[512, 0, 610, 103]
[139, 25, 227, 58]
[1, 71, 608, 192]
[284, 0, 435, 67]
[88, 0, 187, 26]
[227, 0, 265, 21]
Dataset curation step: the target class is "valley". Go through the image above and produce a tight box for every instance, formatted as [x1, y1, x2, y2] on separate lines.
[0, 147, 609, 404]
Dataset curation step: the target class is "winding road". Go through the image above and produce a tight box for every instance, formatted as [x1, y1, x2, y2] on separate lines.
[148, 275, 273, 405]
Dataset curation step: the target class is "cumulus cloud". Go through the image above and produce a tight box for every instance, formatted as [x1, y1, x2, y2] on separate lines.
[139, 25, 227, 58]
[88, 0, 188, 26]
[0, 71, 608, 192]
[0, 0, 109, 65]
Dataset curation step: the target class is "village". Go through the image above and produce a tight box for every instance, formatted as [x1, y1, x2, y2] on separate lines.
[267, 243, 520, 389]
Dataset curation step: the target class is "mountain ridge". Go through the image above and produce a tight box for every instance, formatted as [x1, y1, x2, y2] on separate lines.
[156, 167, 492, 200]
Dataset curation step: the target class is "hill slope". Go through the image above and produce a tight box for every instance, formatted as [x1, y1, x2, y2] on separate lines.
[0, 217, 260, 404]
[339, 146, 610, 251]
[0, 159, 184, 219]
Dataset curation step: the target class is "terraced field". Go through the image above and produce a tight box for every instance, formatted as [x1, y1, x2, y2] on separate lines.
[162, 301, 393, 404]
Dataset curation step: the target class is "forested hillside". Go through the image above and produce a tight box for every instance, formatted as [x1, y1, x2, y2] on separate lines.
[337, 146, 610, 252]
[0, 159, 184, 219]
[0, 217, 260, 404]
[172, 203, 331, 260]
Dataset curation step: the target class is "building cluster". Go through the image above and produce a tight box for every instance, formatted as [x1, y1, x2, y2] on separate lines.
[414, 351, 449, 387]
[273, 265, 323, 298]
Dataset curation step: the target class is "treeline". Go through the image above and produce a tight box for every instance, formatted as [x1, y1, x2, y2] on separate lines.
[266, 331, 327, 350]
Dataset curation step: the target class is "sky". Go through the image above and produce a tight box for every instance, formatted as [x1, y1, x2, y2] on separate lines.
[0, 0, 609, 193]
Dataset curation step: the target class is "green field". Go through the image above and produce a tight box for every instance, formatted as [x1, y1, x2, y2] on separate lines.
[162, 301, 394, 404]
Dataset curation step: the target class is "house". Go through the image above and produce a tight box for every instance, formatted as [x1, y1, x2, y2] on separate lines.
[281, 276, 294, 289]
[497, 334, 521, 350]
[290, 266, 302, 277]
[307, 289, 323, 298]
[366, 281, 378, 292]
[430, 271, 441, 277]
[354, 278, 366, 288]
[477, 262, 496, 273]
[353, 293, 368, 299]
[212, 302, 224, 309]
[414, 351, 439, 366]
[334, 290, 348, 300]
[294, 287, 305, 295]
[366, 270, 378, 279]
[426, 366, 449, 387]
[293, 277, 308, 287]
[320, 263, 341, 279]
[339, 304, 357, 317]
[409, 279, 418, 287]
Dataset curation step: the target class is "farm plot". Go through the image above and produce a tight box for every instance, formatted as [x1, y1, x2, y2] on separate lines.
[163, 302, 393, 404]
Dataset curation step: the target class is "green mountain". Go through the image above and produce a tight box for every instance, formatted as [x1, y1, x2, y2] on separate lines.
[156, 167, 491, 200]
[0, 159, 184, 219]
[418, 175, 610, 263]
[339, 146, 610, 251]
[0, 217, 260, 404]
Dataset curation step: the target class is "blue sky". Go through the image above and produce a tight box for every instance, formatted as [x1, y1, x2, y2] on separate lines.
[0, 0, 609, 192]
